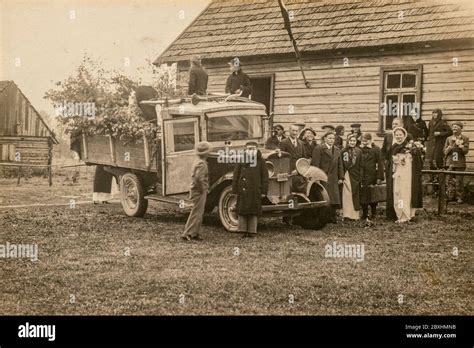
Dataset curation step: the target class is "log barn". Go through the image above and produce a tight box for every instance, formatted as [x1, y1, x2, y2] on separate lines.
[0, 80, 58, 169]
[155, 0, 474, 167]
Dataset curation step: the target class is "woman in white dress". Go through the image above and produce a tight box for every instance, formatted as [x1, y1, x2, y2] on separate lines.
[341, 134, 362, 220]
[390, 127, 424, 223]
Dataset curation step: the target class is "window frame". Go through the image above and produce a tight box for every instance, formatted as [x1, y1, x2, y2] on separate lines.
[378, 65, 422, 135]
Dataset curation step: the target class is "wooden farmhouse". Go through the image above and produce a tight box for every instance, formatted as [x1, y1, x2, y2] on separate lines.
[0, 80, 58, 168]
[155, 0, 474, 167]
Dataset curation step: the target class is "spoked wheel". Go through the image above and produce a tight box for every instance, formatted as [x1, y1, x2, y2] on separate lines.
[218, 185, 238, 232]
[120, 173, 148, 217]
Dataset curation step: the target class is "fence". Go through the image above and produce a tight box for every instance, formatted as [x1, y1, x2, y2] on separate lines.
[0, 163, 89, 186]
[422, 169, 474, 214]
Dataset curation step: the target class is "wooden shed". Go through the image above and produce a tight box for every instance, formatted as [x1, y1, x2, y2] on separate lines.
[155, 0, 474, 167]
[0, 80, 58, 167]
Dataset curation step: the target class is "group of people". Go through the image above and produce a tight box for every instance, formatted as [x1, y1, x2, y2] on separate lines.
[263, 109, 470, 225]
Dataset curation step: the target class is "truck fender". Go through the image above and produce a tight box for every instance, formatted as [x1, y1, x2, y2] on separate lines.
[307, 180, 330, 202]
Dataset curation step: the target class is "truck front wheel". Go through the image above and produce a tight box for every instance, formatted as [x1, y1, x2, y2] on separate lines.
[120, 173, 148, 217]
[218, 185, 239, 232]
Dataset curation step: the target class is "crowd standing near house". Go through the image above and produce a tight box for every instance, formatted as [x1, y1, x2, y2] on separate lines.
[82, 55, 473, 239]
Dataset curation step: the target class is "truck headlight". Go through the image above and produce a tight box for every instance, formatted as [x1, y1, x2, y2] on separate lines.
[265, 161, 275, 177]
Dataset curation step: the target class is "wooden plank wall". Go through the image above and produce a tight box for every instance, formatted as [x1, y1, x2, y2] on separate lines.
[0, 136, 51, 164]
[0, 83, 48, 137]
[177, 47, 474, 167]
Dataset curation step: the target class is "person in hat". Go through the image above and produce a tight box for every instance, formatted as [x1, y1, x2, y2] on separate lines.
[299, 127, 318, 160]
[311, 131, 344, 223]
[225, 57, 252, 98]
[334, 125, 345, 149]
[386, 127, 423, 222]
[265, 124, 286, 150]
[188, 55, 208, 96]
[341, 134, 362, 220]
[320, 125, 335, 145]
[443, 121, 470, 203]
[279, 124, 307, 171]
[232, 142, 269, 238]
[359, 133, 384, 220]
[349, 123, 362, 147]
[182, 141, 212, 241]
[426, 109, 452, 172]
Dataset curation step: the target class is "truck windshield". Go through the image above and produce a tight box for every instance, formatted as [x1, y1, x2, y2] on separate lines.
[207, 115, 262, 142]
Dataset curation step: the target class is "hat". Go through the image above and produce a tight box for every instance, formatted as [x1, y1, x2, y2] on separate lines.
[322, 130, 336, 139]
[452, 121, 463, 129]
[362, 132, 372, 140]
[347, 133, 358, 141]
[273, 124, 284, 131]
[191, 55, 202, 64]
[350, 123, 361, 128]
[321, 125, 335, 131]
[195, 141, 212, 155]
[299, 127, 316, 140]
[228, 57, 241, 66]
[245, 141, 258, 147]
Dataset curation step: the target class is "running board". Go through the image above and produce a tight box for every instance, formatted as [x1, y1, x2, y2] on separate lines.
[145, 193, 193, 208]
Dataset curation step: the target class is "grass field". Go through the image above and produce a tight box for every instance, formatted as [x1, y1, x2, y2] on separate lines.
[0, 176, 473, 315]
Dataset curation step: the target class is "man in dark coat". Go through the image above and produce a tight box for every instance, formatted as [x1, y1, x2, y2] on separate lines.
[232, 142, 269, 238]
[311, 131, 344, 223]
[188, 55, 208, 96]
[279, 124, 307, 171]
[359, 133, 384, 220]
[426, 109, 452, 170]
[444, 121, 470, 203]
[405, 110, 429, 144]
[265, 124, 286, 150]
[335, 125, 345, 149]
[225, 57, 252, 98]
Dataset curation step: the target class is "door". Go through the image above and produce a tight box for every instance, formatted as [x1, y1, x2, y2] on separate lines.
[250, 74, 274, 116]
[162, 116, 200, 195]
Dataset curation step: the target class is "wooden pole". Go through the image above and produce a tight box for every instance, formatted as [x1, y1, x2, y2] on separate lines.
[17, 166, 22, 185]
[438, 172, 447, 215]
[48, 165, 52, 186]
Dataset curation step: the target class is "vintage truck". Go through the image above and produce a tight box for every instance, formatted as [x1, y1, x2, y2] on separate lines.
[79, 96, 330, 231]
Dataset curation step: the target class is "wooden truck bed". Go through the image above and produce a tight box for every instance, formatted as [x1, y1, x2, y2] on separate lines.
[80, 134, 157, 172]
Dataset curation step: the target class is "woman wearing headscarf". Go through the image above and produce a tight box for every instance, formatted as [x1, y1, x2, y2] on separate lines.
[299, 127, 318, 160]
[426, 109, 452, 170]
[387, 127, 423, 222]
[311, 131, 344, 223]
[340, 134, 362, 220]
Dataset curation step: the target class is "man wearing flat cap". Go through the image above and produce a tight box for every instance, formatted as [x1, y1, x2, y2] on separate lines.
[265, 124, 286, 150]
[182, 141, 212, 241]
[225, 57, 252, 98]
[349, 123, 362, 147]
[321, 125, 335, 145]
[443, 121, 470, 203]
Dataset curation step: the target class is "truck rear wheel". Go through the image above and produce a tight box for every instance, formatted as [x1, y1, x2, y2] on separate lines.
[218, 185, 238, 232]
[120, 173, 148, 217]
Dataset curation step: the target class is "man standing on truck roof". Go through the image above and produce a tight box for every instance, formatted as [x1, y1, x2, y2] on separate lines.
[181, 141, 212, 241]
[225, 57, 252, 98]
[188, 55, 208, 96]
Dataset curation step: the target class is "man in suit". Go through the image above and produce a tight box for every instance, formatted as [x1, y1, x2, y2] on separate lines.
[265, 124, 286, 149]
[279, 124, 306, 171]
[225, 57, 252, 98]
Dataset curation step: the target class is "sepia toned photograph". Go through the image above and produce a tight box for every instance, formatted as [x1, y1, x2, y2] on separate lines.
[0, 0, 473, 344]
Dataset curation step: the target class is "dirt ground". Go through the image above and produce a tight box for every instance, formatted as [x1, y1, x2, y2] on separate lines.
[0, 175, 473, 315]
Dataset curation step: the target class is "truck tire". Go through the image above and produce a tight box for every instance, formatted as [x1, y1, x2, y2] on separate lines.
[120, 173, 148, 217]
[218, 185, 239, 232]
[294, 206, 329, 230]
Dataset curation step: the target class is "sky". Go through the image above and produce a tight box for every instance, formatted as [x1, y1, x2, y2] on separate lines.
[0, 0, 210, 114]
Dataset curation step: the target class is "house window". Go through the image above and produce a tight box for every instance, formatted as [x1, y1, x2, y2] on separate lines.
[379, 65, 422, 132]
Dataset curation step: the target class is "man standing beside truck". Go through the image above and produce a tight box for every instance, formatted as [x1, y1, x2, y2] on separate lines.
[181, 141, 212, 241]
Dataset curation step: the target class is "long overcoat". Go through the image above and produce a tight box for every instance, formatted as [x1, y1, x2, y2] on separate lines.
[311, 144, 344, 206]
[359, 144, 384, 205]
[232, 150, 269, 216]
[340, 146, 362, 210]
[425, 117, 452, 166]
